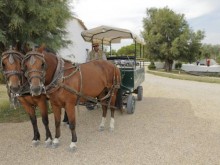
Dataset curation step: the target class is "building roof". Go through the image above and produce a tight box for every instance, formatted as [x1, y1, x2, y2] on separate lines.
[73, 16, 87, 30]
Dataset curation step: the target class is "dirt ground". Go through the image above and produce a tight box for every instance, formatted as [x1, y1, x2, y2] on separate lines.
[1, 73, 220, 165]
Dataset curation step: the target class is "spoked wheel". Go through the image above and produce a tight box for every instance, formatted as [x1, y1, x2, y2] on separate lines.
[137, 86, 143, 101]
[126, 94, 136, 114]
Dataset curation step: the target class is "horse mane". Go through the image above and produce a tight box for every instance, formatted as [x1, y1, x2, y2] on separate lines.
[37, 44, 56, 54]
[36, 44, 75, 65]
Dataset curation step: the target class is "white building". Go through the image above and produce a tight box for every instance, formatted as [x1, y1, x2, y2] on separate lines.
[58, 17, 91, 63]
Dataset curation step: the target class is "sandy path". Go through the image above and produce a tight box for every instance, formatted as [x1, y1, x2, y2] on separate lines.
[1, 73, 220, 165]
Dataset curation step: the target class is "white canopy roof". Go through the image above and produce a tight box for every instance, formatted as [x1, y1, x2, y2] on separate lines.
[81, 25, 145, 45]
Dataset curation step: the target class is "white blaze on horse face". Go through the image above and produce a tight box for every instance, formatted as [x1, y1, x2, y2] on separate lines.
[30, 55, 36, 65]
[9, 54, 15, 64]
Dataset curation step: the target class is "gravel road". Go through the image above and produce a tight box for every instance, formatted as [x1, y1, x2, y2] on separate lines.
[1, 72, 220, 165]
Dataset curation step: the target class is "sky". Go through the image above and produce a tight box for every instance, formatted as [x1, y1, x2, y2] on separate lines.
[72, 0, 220, 46]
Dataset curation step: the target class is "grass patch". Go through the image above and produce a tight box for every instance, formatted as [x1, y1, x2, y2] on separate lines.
[147, 69, 220, 84]
[0, 101, 30, 123]
[0, 84, 52, 123]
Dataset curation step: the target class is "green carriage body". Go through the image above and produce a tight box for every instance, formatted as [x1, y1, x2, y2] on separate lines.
[120, 67, 145, 94]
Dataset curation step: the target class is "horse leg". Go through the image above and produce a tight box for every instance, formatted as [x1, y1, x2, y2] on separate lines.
[38, 100, 52, 147]
[109, 91, 118, 131]
[64, 103, 77, 151]
[51, 105, 61, 148]
[62, 111, 69, 124]
[99, 103, 107, 131]
[21, 103, 40, 146]
[98, 90, 108, 131]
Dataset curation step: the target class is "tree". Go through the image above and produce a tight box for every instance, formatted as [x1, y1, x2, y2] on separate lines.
[142, 7, 204, 71]
[117, 43, 142, 58]
[200, 44, 220, 63]
[106, 49, 118, 57]
[0, 0, 73, 53]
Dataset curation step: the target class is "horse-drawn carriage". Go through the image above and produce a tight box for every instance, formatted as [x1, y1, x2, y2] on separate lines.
[0, 26, 145, 151]
[81, 25, 145, 114]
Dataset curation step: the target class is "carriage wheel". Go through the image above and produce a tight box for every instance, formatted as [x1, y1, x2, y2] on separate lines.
[127, 94, 136, 114]
[137, 86, 143, 101]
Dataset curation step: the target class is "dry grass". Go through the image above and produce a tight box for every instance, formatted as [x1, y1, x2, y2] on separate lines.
[147, 70, 220, 84]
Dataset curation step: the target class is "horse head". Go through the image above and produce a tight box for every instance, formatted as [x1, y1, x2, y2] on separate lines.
[22, 45, 47, 96]
[1, 47, 24, 94]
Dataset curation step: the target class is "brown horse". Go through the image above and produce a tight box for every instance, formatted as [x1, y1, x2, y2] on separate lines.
[22, 46, 121, 151]
[0, 48, 52, 147]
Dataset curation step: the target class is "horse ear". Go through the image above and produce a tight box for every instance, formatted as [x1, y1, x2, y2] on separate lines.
[13, 41, 22, 51]
[38, 44, 46, 53]
[23, 43, 31, 54]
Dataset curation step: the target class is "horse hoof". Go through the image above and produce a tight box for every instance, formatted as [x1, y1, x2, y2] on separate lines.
[109, 127, 114, 132]
[31, 140, 40, 147]
[68, 142, 77, 152]
[45, 138, 52, 148]
[99, 126, 105, 131]
[52, 142, 59, 149]
[52, 138, 59, 148]
[68, 146, 77, 152]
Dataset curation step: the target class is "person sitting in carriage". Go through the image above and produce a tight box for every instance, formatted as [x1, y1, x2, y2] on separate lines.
[86, 42, 107, 61]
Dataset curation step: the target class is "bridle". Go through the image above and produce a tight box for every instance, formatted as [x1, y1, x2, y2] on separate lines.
[1, 50, 24, 81]
[22, 50, 47, 84]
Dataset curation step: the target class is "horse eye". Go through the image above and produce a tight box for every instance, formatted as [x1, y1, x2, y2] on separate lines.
[41, 63, 44, 68]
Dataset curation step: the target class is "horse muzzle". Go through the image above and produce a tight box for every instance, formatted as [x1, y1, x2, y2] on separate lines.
[30, 84, 45, 96]
[10, 85, 21, 94]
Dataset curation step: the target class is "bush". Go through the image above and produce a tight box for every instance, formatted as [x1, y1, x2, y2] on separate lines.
[148, 61, 156, 70]
[175, 62, 182, 70]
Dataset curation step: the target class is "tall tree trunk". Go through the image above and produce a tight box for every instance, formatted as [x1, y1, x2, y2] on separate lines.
[164, 59, 173, 72]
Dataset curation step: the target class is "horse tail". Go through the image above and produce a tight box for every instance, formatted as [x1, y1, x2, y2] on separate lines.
[116, 66, 121, 88]
[114, 66, 122, 110]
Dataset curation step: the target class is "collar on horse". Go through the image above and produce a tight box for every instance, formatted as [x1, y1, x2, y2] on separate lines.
[45, 55, 65, 94]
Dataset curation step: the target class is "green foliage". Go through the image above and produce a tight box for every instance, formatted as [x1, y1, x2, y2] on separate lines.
[106, 49, 118, 56]
[200, 44, 220, 63]
[142, 7, 204, 70]
[175, 62, 182, 70]
[116, 43, 144, 58]
[148, 61, 156, 70]
[117, 44, 135, 56]
[0, 0, 73, 52]
[216, 56, 220, 64]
